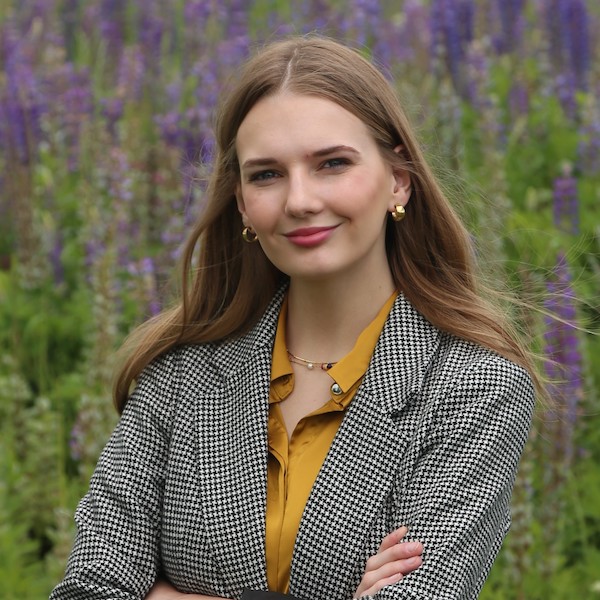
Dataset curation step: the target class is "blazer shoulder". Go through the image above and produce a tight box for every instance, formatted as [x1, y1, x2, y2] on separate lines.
[131, 286, 286, 416]
[127, 342, 219, 419]
[429, 332, 535, 407]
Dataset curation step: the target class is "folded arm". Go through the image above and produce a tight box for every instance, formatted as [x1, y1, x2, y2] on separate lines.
[50, 352, 182, 600]
[363, 355, 535, 600]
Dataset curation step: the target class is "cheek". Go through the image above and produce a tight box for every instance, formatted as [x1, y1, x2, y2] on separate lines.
[347, 167, 390, 197]
[243, 199, 279, 231]
[337, 177, 390, 218]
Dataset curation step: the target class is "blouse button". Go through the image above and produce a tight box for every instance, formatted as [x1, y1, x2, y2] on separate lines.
[331, 383, 343, 396]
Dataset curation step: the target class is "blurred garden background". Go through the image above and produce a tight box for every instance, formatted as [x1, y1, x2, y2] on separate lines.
[0, 0, 599, 598]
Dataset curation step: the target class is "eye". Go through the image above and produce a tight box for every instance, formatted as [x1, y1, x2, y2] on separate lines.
[321, 157, 351, 169]
[248, 170, 279, 183]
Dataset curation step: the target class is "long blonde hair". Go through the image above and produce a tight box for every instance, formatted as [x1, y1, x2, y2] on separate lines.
[114, 35, 538, 412]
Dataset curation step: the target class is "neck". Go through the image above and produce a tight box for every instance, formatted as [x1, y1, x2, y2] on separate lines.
[285, 274, 396, 362]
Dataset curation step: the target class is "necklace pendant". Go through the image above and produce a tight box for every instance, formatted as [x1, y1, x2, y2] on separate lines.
[286, 349, 338, 372]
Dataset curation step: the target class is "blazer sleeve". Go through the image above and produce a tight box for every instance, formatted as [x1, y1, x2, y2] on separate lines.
[368, 354, 535, 600]
[50, 350, 181, 600]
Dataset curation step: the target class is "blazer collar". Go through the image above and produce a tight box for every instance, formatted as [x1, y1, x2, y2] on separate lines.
[211, 285, 287, 377]
[197, 287, 286, 594]
[362, 292, 442, 415]
[212, 288, 441, 417]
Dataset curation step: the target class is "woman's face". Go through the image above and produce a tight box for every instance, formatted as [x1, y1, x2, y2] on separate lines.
[235, 92, 411, 286]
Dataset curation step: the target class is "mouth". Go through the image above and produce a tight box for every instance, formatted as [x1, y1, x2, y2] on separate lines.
[284, 225, 339, 247]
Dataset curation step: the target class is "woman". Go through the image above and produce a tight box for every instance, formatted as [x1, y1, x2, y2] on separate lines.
[51, 36, 536, 600]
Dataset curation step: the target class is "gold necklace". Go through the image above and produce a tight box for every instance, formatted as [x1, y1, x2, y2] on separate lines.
[286, 350, 337, 371]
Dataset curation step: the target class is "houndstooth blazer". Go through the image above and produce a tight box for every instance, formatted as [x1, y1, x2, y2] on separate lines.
[51, 288, 535, 600]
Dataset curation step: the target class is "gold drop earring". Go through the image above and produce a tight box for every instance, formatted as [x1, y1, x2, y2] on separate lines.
[242, 226, 258, 243]
[390, 205, 406, 222]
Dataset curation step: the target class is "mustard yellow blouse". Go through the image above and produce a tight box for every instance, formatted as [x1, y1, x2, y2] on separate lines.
[266, 292, 398, 592]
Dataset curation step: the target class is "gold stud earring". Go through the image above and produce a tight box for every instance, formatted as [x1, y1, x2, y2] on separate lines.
[391, 205, 406, 222]
[242, 226, 258, 243]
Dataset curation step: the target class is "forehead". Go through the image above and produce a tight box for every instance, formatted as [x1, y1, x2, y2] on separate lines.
[235, 92, 376, 159]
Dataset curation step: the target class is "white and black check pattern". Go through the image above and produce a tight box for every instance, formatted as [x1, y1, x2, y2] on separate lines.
[50, 288, 535, 600]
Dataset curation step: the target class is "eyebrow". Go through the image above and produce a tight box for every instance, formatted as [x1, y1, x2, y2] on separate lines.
[240, 145, 360, 169]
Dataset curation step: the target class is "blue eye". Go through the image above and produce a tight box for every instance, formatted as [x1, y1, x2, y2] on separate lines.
[322, 157, 350, 169]
[249, 170, 278, 182]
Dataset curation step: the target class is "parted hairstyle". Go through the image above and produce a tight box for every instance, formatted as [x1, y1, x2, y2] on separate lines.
[114, 35, 538, 412]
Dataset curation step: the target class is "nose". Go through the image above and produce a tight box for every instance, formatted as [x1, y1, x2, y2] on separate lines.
[284, 170, 322, 217]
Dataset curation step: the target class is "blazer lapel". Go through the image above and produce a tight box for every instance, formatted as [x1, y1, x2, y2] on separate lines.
[290, 294, 441, 600]
[196, 290, 285, 594]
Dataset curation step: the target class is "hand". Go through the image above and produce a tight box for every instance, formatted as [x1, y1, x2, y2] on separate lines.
[354, 526, 423, 599]
[145, 579, 227, 600]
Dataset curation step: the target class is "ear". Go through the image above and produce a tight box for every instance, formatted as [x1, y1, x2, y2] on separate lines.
[390, 144, 412, 210]
[235, 184, 251, 227]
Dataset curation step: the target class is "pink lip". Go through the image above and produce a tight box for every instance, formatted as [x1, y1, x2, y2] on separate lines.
[284, 225, 338, 247]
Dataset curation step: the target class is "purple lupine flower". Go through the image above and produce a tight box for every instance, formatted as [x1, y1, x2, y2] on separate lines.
[99, 0, 126, 54]
[308, 0, 333, 32]
[183, 55, 220, 161]
[1, 44, 46, 164]
[465, 40, 490, 108]
[100, 97, 125, 139]
[226, 0, 250, 40]
[494, 0, 526, 54]
[219, 5, 251, 70]
[340, 0, 382, 48]
[291, 0, 332, 33]
[181, 0, 215, 72]
[0, 18, 21, 64]
[158, 81, 184, 135]
[508, 81, 529, 118]
[50, 65, 93, 171]
[544, 0, 564, 66]
[166, 81, 182, 108]
[139, 4, 164, 69]
[182, 107, 214, 163]
[561, 0, 591, 90]
[191, 56, 220, 114]
[430, 0, 475, 95]
[106, 147, 135, 268]
[161, 221, 186, 263]
[543, 252, 583, 467]
[155, 111, 182, 147]
[545, 0, 591, 92]
[554, 72, 578, 120]
[218, 0, 251, 67]
[464, 40, 507, 147]
[552, 164, 579, 235]
[183, 0, 213, 25]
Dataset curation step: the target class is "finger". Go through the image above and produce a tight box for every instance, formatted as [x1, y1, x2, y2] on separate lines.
[364, 541, 423, 573]
[357, 555, 423, 598]
[362, 570, 404, 598]
[377, 525, 408, 553]
[362, 554, 423, 588]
